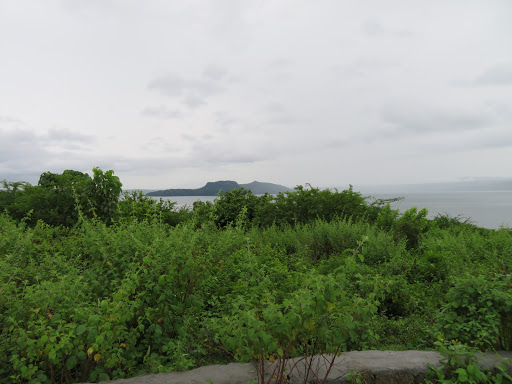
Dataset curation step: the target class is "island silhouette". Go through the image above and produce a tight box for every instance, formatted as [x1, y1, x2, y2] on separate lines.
[146, 180, 292, 196]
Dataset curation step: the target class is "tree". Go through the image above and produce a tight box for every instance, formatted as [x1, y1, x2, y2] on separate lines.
[0, 168, 123, 227]
[86, 167, 123, 223]
[37, 170, 92, 226]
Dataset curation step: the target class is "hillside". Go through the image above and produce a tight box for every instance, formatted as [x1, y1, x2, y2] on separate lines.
[146, 180, 291, 196]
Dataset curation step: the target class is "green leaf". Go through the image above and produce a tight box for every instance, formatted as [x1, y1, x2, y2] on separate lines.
[36, 373, 49, 382]
[455, 368, 468, 382]
[87, 328, 98, 342]
[75, 325, 87, 336]
[466, 363, 483, 379]
[66, 356, 77, 370]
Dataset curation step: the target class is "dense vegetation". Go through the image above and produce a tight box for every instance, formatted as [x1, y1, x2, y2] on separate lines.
[1, 169, 511, 383]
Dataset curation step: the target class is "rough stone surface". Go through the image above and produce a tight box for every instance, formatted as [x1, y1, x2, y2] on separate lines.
[82, 350, 512, 384]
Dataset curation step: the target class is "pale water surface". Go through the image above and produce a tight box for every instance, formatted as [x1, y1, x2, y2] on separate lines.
[366, 191, 512, 229]
[155, 191, 512, 229]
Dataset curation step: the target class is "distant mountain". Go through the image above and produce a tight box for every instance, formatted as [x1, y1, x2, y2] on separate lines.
[240, 181, 292, 194]
[146, 180, 292, 197]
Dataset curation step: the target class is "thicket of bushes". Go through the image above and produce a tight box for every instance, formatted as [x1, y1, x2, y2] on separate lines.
[1, 169, 511, 383]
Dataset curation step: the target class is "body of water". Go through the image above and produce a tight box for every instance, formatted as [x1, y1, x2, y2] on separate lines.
[153, 191, 512, 229]
[157, 195, 218, 206]
[366, 191, 512, 229]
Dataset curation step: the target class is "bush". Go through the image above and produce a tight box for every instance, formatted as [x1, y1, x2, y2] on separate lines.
[426, 338, 512, 384]
[0, 168, 123, 227]
[437, 274, 512, 351]
[408, 250, 450, 284]
[118, 190, 191, 227]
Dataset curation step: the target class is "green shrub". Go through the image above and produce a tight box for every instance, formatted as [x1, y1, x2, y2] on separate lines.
[118, 190, 191, 227]
[408, 250, 450, 283]
[376, 205, 429, 249]
[426, 338, 512, 384]
[208, 272, 378, 362]
[1, 168, 122, 227]
[437, 274, 512, 351]
[371, 314, 434, 350]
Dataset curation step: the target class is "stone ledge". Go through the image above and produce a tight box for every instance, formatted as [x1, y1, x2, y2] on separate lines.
[85, 350, 512, 384]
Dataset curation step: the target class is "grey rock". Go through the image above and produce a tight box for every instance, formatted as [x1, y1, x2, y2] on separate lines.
[82, 350, 512, 384]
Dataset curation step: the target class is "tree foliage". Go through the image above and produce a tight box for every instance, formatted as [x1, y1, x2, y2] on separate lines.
[0, 168, 122, 226]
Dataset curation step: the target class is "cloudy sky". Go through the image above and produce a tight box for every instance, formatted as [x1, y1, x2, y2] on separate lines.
[1, 1, 511, 189]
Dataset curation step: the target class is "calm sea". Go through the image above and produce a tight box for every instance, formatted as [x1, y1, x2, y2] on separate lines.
[154, 191, 512, 230]
[366, 191, 512, 229]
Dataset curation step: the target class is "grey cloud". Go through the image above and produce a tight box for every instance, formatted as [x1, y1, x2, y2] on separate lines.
[182, 95, 206, 109]
[142, 105, 182, 119]
[0, 129, 47, 165]
[474, 63, 512, 86]
[264, 102, 286, 114]
[203, 65, 228, 81]
[364, 104, 511, 155]
[263, 102, 311, 126]
[59, 0, 116, 13]
[216, 111, 237, 127]
[203, 151, 262, 164]
[181, 133, 216, 145]
[191, 145, 264, 165]
[264, 59, 295, 82]
[104, 149, 263, 180]
[147, 75, 187, 97]
[379, 108, 493, 137]
[267, 58, 293, 70]
[0, 126, 259, 185]
[127, 138, 266, 171]
[362, 21, 384, 36]
[0, 115, 21, 124]
[179, 132, 272, 165]
[140, 136, 183, 153]
[362, 20, 412, 38]
[332, 57, 400, 78]
[268, 115, 303, 126]
[484, 101, 512, 121]
[323, 138, 349, 150]
[465, 128, 512, 150]
[108, 157, 192, 176]
[414, 128, 512, 155]
[0, 128, 91, 183]
[1, 128, 34, 144]
[455, 63, 512, 87]
[2, 142, 195, 185]
[147, 71, 227, 110]
[181, 133, 201, 144]
[1, 128, 94, 162]
[147, 74, 225, 97]
[47, 128, 95, 143]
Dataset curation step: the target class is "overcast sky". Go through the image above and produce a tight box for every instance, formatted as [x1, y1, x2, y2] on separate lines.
[1, 1, 511, 189]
